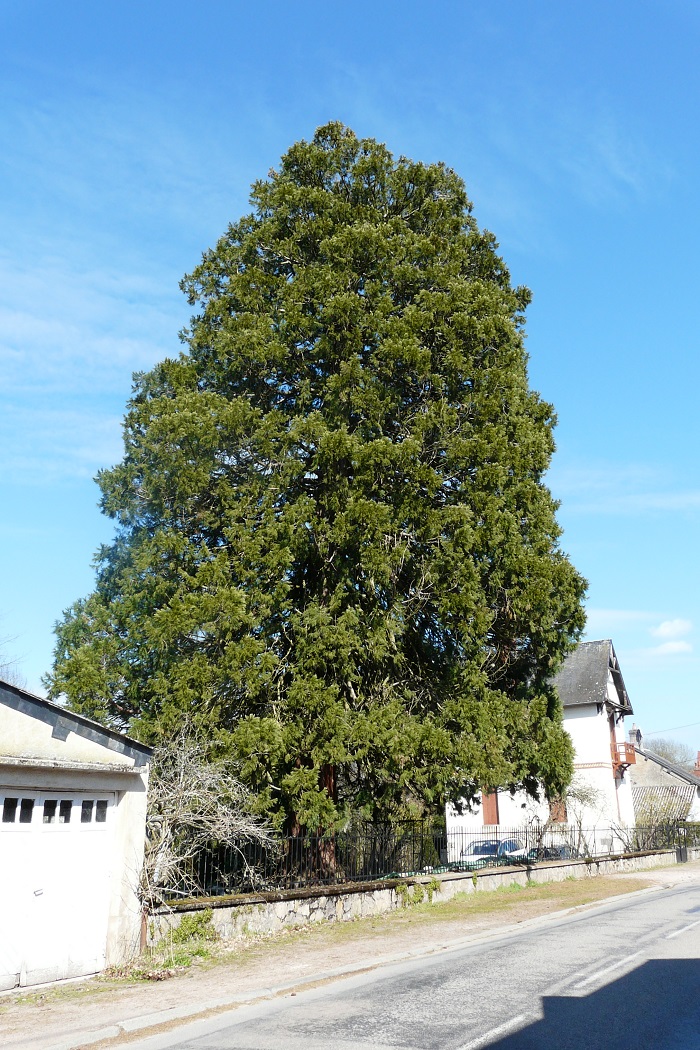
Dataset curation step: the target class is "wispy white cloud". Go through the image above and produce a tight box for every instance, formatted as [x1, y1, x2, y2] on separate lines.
[557, 113, 661, 208]
[0, 77, 256, 485]
[649, 640, 693, 656]
[0, 254, 170, 480]
[0, 77, 250, 247]
[619, 492, 700, 512]
[584, 608, 656, 636]
[474, 82, 670, 218]
[0, 254, 181, 395]
[643, 620, 694, 657]
[373, 53, 671, 264]
[650, 619, 693, 640]
[584, 610, 695, 663]
[0, 404, 123, 483]
[549, 463, 700, 516]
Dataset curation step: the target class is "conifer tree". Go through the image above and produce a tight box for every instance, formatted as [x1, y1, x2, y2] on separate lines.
[48, 123, 586, 829]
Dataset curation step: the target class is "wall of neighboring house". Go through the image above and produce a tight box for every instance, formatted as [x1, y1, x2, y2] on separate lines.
[608, 676, 637, 826]
[446, 692, 636, 850]
[446, 786, 543, 839]
[445, 790, 537, 861]
[633, 752, 689, 787]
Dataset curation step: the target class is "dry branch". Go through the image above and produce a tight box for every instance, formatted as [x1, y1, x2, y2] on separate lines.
[142, 731, 273, 906]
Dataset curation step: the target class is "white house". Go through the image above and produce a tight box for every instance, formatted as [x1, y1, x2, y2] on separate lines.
[446, 640, 637, 850]
[0, 678, 152, 990]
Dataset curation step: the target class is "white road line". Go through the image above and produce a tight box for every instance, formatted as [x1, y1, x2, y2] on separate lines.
[573, 951, 642, 990]
[667, 919, 700, 939]
[455, 1013, 531, 1050]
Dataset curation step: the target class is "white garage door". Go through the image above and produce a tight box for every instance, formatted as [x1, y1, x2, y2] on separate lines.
[0, 789, 117, 989]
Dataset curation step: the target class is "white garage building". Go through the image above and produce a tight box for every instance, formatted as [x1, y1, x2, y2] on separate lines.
[0, 678, 151, 990]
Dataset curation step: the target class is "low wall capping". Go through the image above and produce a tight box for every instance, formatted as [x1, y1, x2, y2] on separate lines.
[157, 846, 679, 916]
[155, 877, 412, 914]
[146, 845, 694, 950]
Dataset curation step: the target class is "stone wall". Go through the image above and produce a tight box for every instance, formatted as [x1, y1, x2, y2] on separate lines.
[149, 846, 695, 947]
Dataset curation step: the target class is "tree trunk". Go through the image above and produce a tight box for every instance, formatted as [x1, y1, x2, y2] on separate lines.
[319, 763, 338, 877]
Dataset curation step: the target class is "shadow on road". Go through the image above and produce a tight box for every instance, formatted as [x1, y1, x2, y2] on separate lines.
[488, 960, 700, 1050]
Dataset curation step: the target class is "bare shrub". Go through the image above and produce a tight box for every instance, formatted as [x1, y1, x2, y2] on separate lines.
[143, 731, 274, 906]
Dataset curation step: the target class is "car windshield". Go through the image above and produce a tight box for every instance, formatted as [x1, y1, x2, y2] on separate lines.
[463, 841, 499, 856]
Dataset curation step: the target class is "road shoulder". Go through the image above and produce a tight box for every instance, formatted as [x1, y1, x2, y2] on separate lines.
[2, 866, 695, 1050]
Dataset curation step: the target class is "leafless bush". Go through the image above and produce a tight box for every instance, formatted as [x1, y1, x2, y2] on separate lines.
[143, 731, 274, 907]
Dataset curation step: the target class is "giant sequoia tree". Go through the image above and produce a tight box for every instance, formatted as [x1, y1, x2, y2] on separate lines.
[48, 124, 586, 829]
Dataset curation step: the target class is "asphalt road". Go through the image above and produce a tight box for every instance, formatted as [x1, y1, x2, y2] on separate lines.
[132, 884, 700, 1050]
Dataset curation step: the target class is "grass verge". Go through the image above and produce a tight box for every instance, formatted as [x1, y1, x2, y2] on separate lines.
[0, 873, 651, 1012]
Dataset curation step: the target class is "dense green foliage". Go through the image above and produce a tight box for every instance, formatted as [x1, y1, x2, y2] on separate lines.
[47, 124, 585, 829]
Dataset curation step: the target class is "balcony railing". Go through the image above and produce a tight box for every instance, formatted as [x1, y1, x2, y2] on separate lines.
[612, 741, 636, 771]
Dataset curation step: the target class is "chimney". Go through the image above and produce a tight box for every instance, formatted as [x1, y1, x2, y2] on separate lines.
[629, 723, 643, 750]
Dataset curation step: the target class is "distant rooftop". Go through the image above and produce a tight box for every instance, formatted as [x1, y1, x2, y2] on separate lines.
[550, 639, 633, 714]
[639, 747, 700, 788]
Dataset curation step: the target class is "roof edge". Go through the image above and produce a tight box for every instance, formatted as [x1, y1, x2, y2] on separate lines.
[0, 754, 149, 774]
[0, 678, 153, 757]
[635, 746, 700, 787]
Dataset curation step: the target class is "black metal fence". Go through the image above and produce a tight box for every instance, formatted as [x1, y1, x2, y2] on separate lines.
[179, 821, 441, 899]
[165, 820, 700, 901]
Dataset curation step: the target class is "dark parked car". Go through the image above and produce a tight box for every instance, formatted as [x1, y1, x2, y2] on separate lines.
[526, 843, 579, 862]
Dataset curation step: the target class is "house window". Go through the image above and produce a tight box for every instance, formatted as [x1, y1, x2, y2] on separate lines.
[43, 800, 58, 824]
[482, 789, 500, 825]
[95, 800, 108, 823]
[59, 800, 72, 824]
[549, 797, 568, 824]
[81, 800, 94, 823]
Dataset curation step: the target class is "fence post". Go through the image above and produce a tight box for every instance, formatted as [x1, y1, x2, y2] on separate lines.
[676, 821, 688, 864]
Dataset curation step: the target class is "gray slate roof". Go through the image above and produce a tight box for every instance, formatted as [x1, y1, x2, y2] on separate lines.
[550, 639, 633, 714]
[632, 784, 696, 821]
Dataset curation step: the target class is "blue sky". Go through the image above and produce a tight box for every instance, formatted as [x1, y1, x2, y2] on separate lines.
[1, 0, 698, 748]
